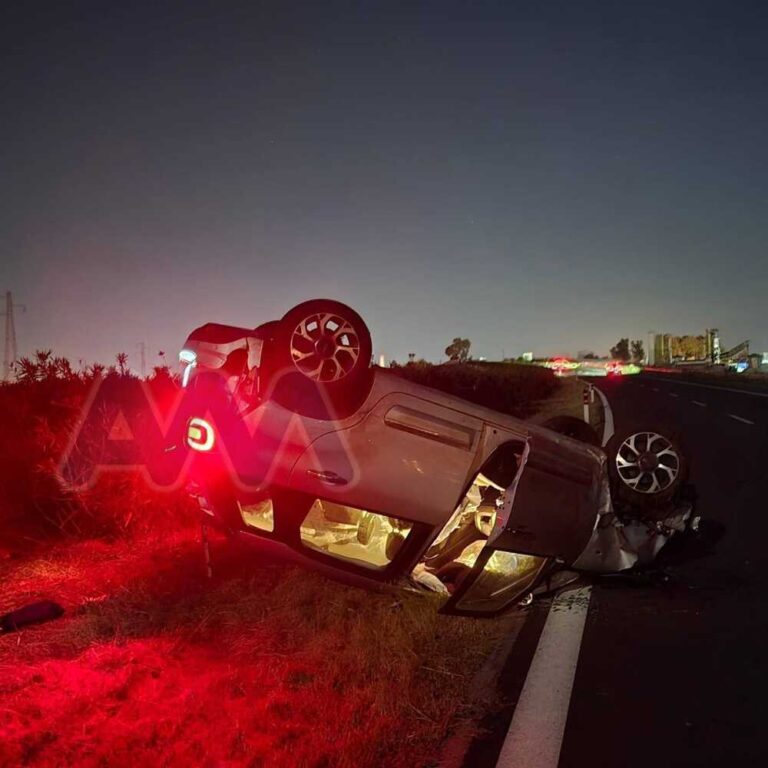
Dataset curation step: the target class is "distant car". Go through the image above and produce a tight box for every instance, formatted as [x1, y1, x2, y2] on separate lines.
[605, 361, 623, 376]
[548, 357, 579, 377]
[178, 300, 696, 616]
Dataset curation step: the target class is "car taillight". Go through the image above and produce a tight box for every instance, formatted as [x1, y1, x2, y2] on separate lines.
[187, 417, 215, 452]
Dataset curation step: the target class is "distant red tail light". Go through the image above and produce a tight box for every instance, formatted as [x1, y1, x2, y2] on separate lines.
[187, 417, 215, 452]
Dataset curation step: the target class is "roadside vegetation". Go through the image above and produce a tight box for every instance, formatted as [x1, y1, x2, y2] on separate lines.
[391, 360, 559, 419]
[0, 354, 564, 767]
[0, 351, 191, 547]
[528, 375, 605, 437]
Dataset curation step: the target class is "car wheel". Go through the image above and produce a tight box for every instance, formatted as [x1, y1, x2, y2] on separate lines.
[606, 427, 686, 512]
[540, 415, 601, 446]
[267, 299, 373, 418]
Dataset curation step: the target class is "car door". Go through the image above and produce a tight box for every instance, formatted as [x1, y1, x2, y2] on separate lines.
[441, 428, 604, 616]
[287, 391, 484, 528]
[489, 429, 604, 562]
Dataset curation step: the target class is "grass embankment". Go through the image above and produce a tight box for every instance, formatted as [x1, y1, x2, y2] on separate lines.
[0, 360, 578, 767]
[0, 532, 504, 767]
[528, 375, 605, 437]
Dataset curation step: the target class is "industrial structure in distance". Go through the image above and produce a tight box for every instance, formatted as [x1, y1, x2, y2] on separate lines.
[652, 328, 756, 370]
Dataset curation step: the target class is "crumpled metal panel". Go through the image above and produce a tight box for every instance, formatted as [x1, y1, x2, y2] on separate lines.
[572, 474, 692, 572]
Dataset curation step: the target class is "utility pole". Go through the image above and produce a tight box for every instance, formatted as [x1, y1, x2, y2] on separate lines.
[137, 341, 147, 378]
[3, 292, 25, 382]
[707, 328, 721, 365]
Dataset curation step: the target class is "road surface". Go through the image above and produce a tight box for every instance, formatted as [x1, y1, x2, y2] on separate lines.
[465, 373, 768, 767]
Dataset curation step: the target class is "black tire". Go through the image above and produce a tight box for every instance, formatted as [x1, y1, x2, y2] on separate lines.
[541, 415, 601, 446]
[605, 426, 687, 513]
[266, 299, 373, 418]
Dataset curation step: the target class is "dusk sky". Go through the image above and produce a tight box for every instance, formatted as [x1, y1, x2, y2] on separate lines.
[2, 0, 767, 369]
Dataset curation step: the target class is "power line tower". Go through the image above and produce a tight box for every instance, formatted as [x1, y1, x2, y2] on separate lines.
[3, 292, 25, 382]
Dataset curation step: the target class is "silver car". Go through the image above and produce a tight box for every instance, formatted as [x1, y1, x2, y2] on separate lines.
[178, 299, 695, 616]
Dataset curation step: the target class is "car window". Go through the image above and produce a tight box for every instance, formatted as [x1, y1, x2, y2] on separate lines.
[444, 548, 549, 616]
[299, 500, 413, 570]
[239, 498, 275, 533]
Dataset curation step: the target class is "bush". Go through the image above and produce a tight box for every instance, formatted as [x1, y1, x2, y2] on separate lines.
[390, 361, 559, 419]
[0, 354, 194, 547]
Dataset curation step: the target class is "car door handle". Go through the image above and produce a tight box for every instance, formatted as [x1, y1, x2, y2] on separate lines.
[306, 469, 349, 486]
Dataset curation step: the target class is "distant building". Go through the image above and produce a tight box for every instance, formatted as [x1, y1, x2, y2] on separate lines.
[653, 329, 749, 365]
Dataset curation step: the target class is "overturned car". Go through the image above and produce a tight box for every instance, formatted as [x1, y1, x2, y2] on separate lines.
[177, 299, 698, 616]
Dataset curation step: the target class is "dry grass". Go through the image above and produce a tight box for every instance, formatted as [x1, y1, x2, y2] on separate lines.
[529, 375, 604, 434]
[0, 530, 506, 768]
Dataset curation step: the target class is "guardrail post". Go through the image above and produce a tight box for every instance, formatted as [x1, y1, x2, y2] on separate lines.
[582, 385, 592, 423]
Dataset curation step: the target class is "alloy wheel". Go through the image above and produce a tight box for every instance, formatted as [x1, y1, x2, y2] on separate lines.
[614, 431, 681, 494]
[289, 312, 361, 382]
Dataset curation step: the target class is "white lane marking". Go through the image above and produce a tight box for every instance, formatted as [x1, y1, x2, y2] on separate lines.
[669, 392, 679, 398]
[643, 376, 768, 399]
[592, 386, 614, 446]
[495, 587, 592, 768]
[729, 414, 755, 425]
[693, 400, 706, 407]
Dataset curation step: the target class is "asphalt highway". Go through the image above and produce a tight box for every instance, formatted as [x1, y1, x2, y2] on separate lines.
[560, 374, 768, 767]
[468, 373, 768, 767]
